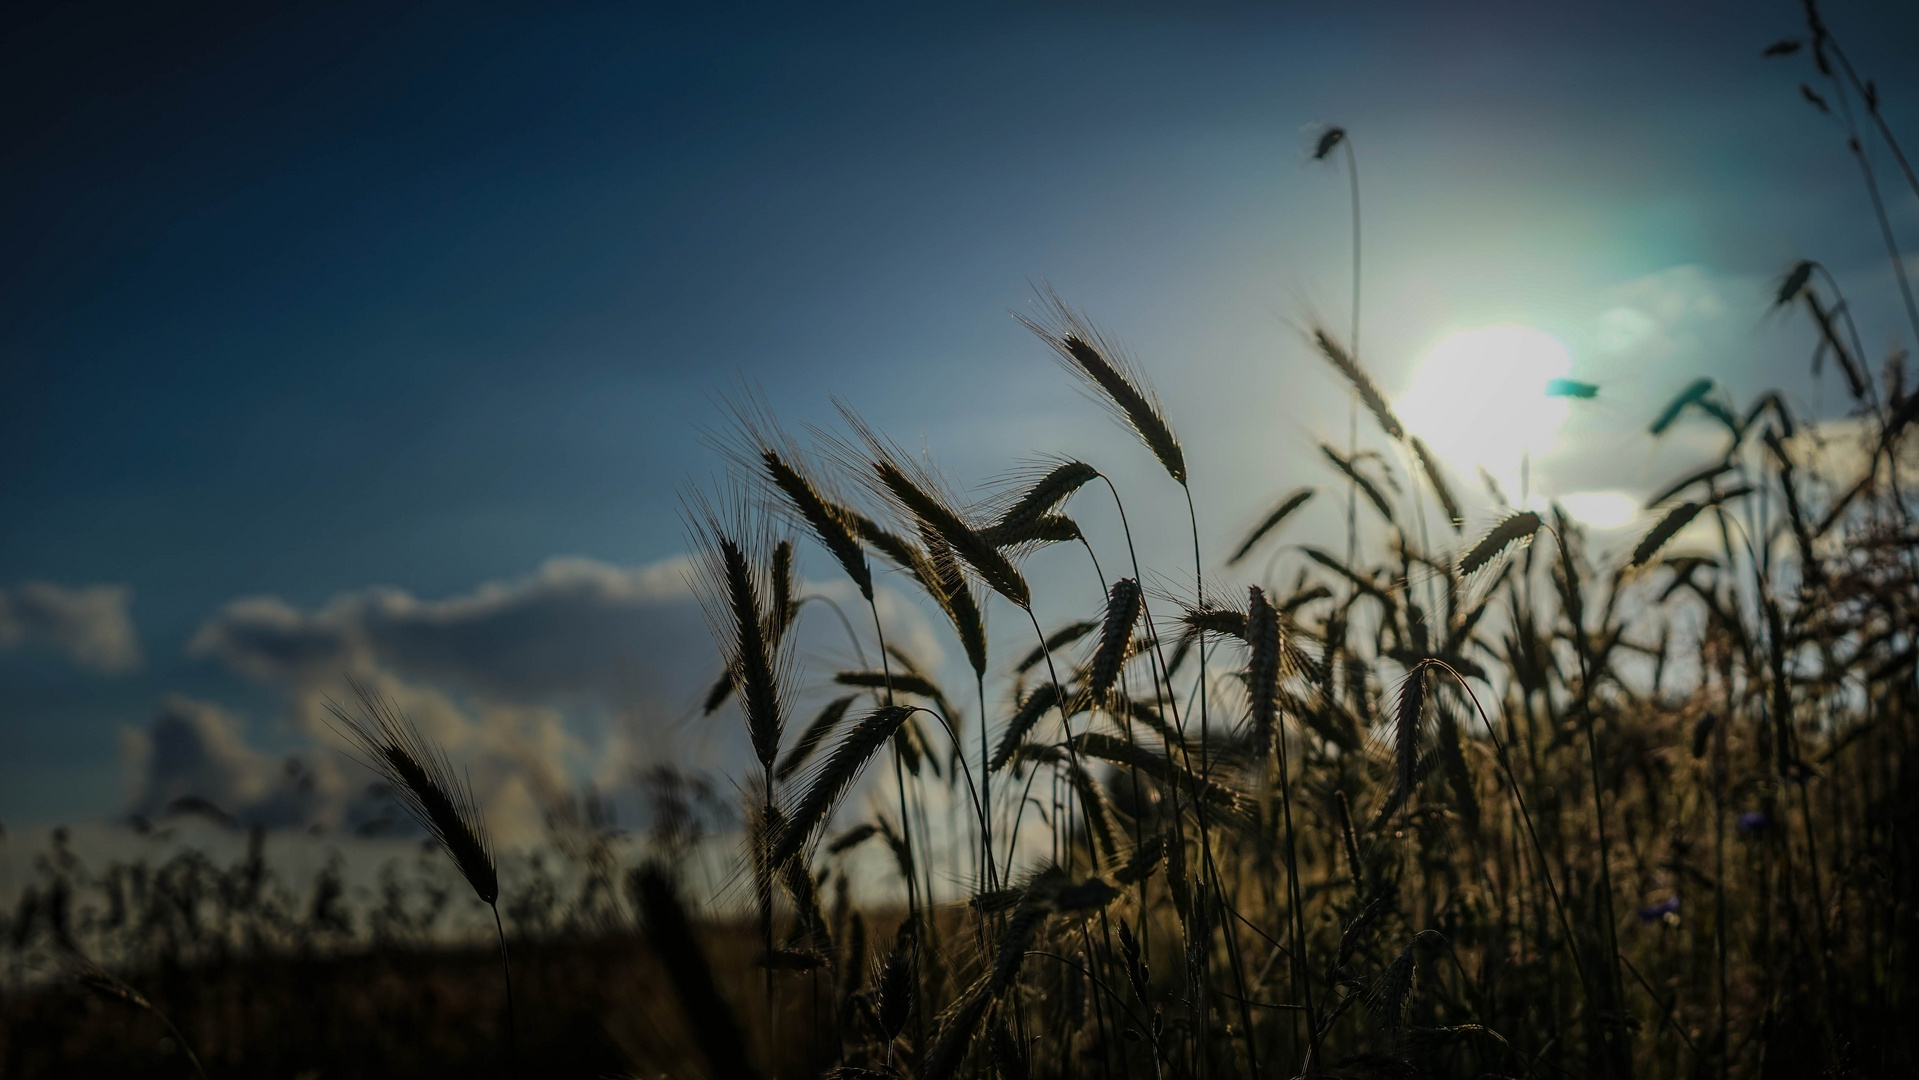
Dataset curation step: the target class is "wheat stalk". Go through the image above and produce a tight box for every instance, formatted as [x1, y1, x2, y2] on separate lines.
[1089, 578, 1143, 702]
[1458, 510, 1542, 576]
[685, 491, 793, 777]
[1312, 329, 1403, 440]
[776, 694, 858, 783]
[988, 459, 1101, 532]
[1320, 443, 1396, 524]
[1408, 436, 1462, 531]
[326, 681, 497, 904]
[773, 704, 916, 868]
[990, 683, 1072, 773]
[1632, 501, 1705, 567]
[715, 383, 875, 600]
[326, 679, 514, 1072]
[1019, 287, 1187, 485]
[1016, 619, 1100, 674]
[1246, 586, 1282, 749]
[1228, 487, 1314, 565]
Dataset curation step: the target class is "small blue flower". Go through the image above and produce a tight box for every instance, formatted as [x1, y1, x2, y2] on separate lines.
[1737, 811, 1771, 835]
[1637, 896, 1680, 922]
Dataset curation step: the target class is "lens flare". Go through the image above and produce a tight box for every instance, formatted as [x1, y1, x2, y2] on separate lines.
[1557, 490, 1640, 529]
[1396, 325, 1574, 497]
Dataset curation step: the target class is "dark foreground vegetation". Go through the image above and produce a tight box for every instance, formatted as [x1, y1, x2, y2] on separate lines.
[6, 4, 1919, 1077]
[5, 931, 640, 1078]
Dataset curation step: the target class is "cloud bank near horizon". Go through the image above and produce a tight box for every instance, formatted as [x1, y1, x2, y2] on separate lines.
[118, 552, 943, 841]
[0, 581, 143, 675]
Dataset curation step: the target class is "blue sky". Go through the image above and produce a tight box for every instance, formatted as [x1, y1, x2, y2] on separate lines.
[3, 0, 1916, 833]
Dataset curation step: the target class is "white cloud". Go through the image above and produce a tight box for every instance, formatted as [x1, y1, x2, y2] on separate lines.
[179, 554, 945, 840]
[1524, 263, 1784, 510]
[178, 557, 711, 837]
[1588, 264, 1734, 366]
[120, 695, 342, 829]
[0, 581, 143, 674]
[188, 555, 715, 741]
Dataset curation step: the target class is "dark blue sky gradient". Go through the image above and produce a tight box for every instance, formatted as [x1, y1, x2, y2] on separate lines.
[3, 0, 1916, 825]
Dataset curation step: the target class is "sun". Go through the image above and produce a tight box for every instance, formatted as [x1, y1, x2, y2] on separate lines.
[1395, 325, 1574, 499]
[1555, 490, 1640, 529]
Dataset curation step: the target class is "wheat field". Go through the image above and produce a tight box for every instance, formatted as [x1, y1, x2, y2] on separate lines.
[4, 6, 1918, 1078]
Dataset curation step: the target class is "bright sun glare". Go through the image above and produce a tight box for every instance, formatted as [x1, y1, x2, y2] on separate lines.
[1396, 325, 1572, 500]
[1555, 490, 1640, 529]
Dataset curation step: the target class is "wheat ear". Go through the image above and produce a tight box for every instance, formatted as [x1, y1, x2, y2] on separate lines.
[1088, 578, 1143, 702]
[990, 683, 1070, 773]
[1371, 940, 1417, 1037]
[1246, 586, 1282, 749]
[325, 679, 513, 1072]
[1632, 501, 1705, 567]
[1335, 790, 1365, 890]
[1393, 662, 1428, 800]
[1458, 511, 1542, 576]
[990, 459, 1101, 532]
[1320, 443, 1396, 523]
[1313, 328, 1403, 440]
[874, 928, 918, 1043]
[1019, 287, 1187, 485]
[1228, 487, 1314, 565]
[772, 704, 916, 867]
[326, 680, 496, 904]
[687, 513, 787, 772]
[713, 383, 874, 600]
[1409, 436, 1462, 531]
[835, 406, 1030, 607]
[1016, 619, 1100, 674]
[981, 513, 1082, 549]
[776, 695, 858, 783]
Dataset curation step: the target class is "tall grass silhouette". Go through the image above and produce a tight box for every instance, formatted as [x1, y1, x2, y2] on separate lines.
[4, 3, 1918, 1077]
[326, 679, 517, 1076]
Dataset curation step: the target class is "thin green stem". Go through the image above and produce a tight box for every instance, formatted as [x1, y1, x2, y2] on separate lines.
[1821, 42, 1919, 353]
[1551, 528, 1628, 1060]
[978, 674, 996, 892]
[867, 597, 923, 924]
[1433, 662, 1595, 1006]
[1023, 604, 1097, 876]
[492, 902, 518, 1079]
